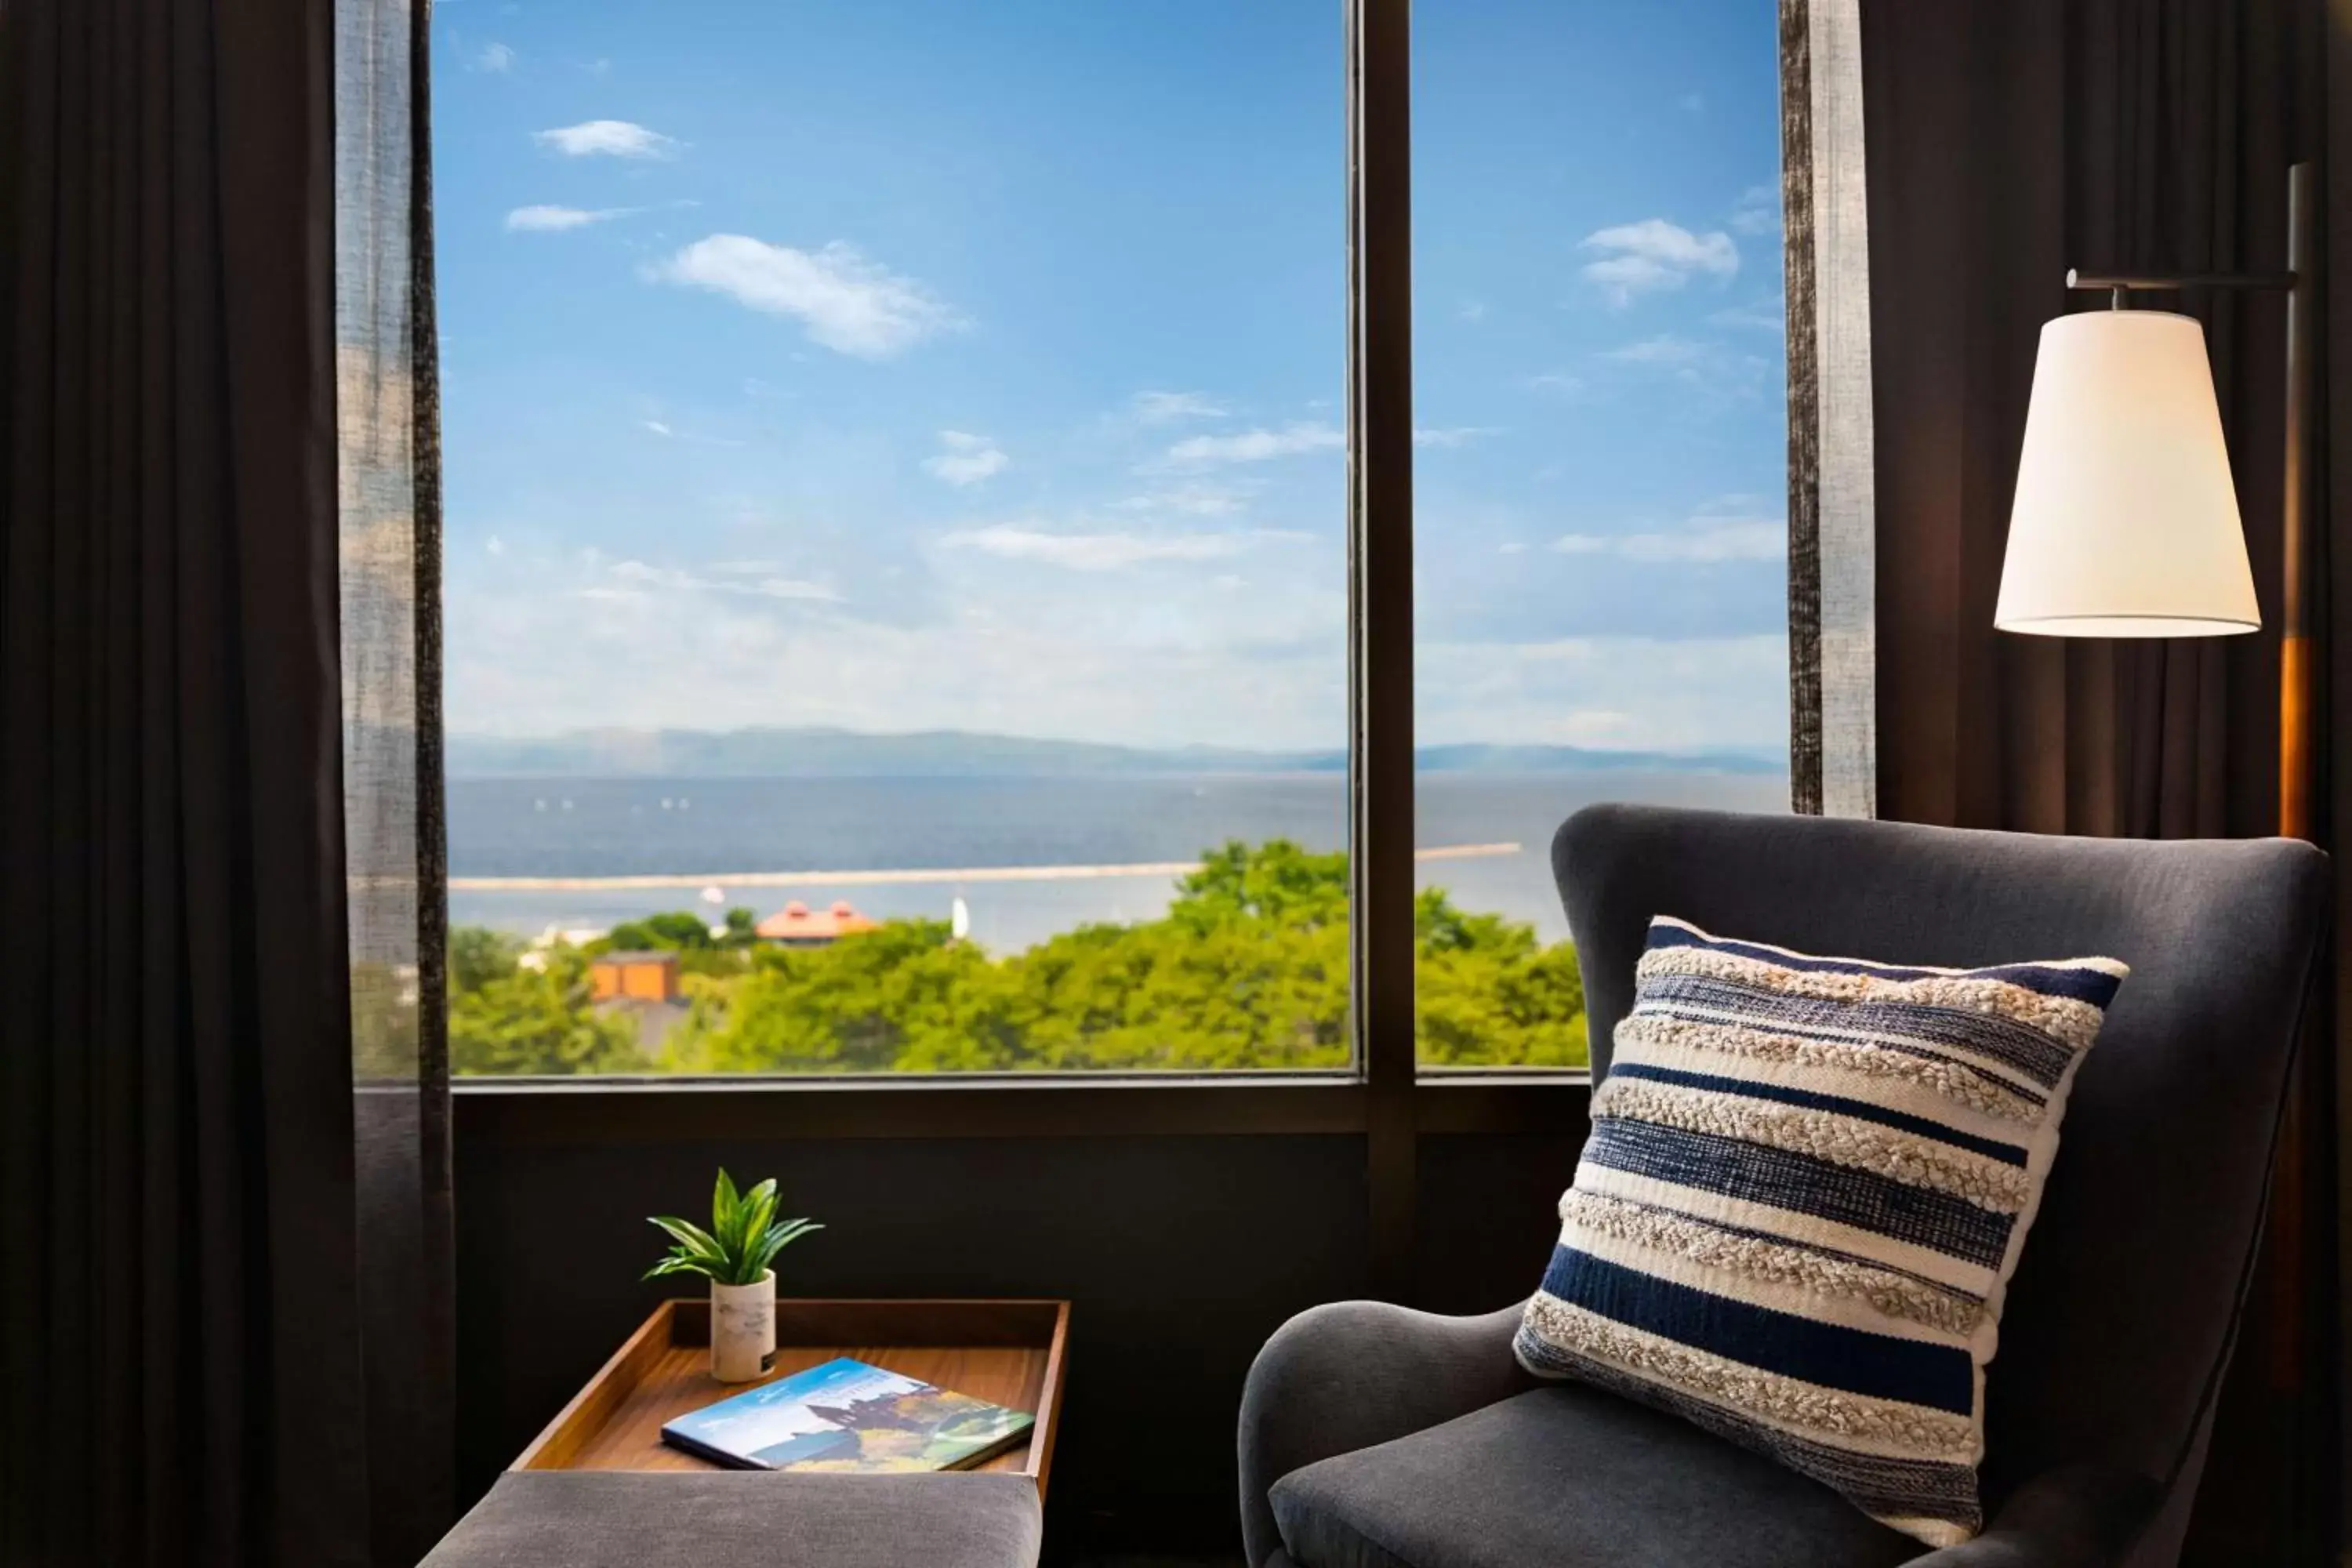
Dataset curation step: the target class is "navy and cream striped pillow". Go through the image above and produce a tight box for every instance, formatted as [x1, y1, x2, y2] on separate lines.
[1515, 916, 2127, 1548]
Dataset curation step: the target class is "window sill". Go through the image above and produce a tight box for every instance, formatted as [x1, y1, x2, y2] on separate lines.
[451, 1067, 1589, 1143]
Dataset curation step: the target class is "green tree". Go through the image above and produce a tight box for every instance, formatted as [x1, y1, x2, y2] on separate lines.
[601, 910, 720, 952]
[598, 909, 761, 982]
[1171, 838, 1348, 933]
[686, 919, 1006, 1073]
[448, 941, 649, 1075]
[450, 924, 526, 995]
[448, 839, 1587, 1076]
[1412, 886, 1588, 1068]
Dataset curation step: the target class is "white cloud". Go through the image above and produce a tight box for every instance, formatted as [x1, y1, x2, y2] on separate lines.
[599, 557, 840, 601]
[651, 236, 964, 359]
[471, 42, 516, 73]
[1708, 300, 1784, 332]
[451, 541, 1780, 753]
[744, 578, 842, 601]
[922, 430, 1010, 487]
[1130, 390, 1227, 424]
[1602, 335, 1707, 367]
[634, 417, 749, 448]
[1526, 371, 1584, 394]
[1114, 482, 1250, 517]
[1598, 335, 1774, 397]
[1160, 422, 1342, 468]
[506, 204, 634, 232]
[533, 119, 677, 159]
[1729, 181, 1781, 238]
[453, 545, 1777, 753]
[485, 535, 506, 556]
[449, 546, 1351, 750]
[1413, 426, 1496, 449]
[1580, 219, 1740, 306]
[605, 560, 691, 590]
[938, 524, 1277, 571]
[1417, 633, 1788, 753]
[1553, 503, 1784, 564]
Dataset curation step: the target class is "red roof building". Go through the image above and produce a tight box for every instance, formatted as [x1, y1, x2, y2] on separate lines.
[756, 898, 881, 946]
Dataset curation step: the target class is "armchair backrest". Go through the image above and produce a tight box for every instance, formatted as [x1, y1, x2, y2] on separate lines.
[1552, 804, 2327, 1530]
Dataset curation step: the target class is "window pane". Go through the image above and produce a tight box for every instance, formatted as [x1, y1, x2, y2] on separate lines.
[437, 3, 1347, 1074]
[1411, 0, 1790, 1069]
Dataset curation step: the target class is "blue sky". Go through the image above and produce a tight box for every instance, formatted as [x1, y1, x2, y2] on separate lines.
[434, 0, 1785, 753]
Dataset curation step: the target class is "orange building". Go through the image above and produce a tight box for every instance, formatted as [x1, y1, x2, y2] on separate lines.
[756, 899, 880, 946]
[588, 949, 681, 1004]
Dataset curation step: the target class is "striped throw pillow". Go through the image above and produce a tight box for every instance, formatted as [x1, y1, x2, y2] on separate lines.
[1514, 916, 2127, 1548]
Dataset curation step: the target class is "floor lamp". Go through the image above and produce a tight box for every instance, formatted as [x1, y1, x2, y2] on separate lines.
[1993, 162, 2314, 837]
[1993, 159, 2319, 1527]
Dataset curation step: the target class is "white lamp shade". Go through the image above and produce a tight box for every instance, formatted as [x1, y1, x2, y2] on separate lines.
[1995, 310, 2260, 637]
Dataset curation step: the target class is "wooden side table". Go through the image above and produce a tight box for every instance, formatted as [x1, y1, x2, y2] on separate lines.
[513, 1298, 1072, 1497]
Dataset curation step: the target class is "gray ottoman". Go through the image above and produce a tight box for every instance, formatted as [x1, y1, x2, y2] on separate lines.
[420, 1471, 1043, 1567]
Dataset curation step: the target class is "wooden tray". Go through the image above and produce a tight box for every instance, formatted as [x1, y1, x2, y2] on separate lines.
[514, 1298, 1071, 1495]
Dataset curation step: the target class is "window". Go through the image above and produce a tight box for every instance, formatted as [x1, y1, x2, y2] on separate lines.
[437, 1, 1788, 1081]
[437, 2, 1352, 1074]
[1410, 0, 1789, 1069]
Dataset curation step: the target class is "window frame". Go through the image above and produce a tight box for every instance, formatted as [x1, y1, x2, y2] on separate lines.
[455, 1069, 1590, 1143]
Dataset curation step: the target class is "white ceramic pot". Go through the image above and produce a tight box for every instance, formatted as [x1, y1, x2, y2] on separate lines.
[710, 1270, 776, 1382]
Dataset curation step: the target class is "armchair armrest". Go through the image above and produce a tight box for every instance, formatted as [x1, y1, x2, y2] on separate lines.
[1238, 1300, 1534, 1568]
[1910, 1464, 2161, 1568]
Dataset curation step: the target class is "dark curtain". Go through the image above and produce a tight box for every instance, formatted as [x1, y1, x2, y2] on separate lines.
[1858, 1, 2333, 1561]
[0, 0, 452, 1563]
[1863, 0, 2318, 837]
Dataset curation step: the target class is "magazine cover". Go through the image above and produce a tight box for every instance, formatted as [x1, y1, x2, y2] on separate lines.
[660, 1356, 1034, 1472]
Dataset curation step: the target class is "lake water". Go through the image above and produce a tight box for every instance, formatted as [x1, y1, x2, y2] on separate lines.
[447, 771, 1788, 951]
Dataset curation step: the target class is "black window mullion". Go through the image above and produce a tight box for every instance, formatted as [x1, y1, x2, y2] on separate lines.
[1348, 0, 1416, 1301]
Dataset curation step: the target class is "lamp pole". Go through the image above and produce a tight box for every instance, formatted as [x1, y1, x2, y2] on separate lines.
[2280, 159, 2314, 843]
[2059, 165, 2321, 1494]
[2013, 162, 2322, 1548]
[2063, 158, 2314, 840]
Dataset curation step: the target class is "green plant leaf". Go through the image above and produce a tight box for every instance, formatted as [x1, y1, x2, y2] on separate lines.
[648, 1172, 815, 1287]
[749, 1218, 824, 1277]
[731, 1183, 779, 1281]
[649, 1222, 720, 1260]
[647, 1214, 727, 1261]
[713, 1168, 742, 1236]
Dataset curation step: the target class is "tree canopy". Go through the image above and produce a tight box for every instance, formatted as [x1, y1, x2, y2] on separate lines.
[448, 940, 648, 1076]
[448, 839, 1586, 1075]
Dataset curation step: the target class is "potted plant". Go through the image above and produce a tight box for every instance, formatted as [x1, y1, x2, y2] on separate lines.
[645, 1170, 823, 1382]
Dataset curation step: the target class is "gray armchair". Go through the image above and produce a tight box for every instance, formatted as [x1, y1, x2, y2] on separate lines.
[1240, 805, 2327, 1568]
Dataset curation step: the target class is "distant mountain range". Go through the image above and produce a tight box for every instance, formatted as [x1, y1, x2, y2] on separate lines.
[445, 726, 1784, 779]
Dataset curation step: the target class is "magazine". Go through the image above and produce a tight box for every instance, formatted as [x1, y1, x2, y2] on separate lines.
[660, 1357, 1034, 1473]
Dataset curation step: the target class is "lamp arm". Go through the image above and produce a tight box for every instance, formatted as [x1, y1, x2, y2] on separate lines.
[2065, 268, 2297, 295]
